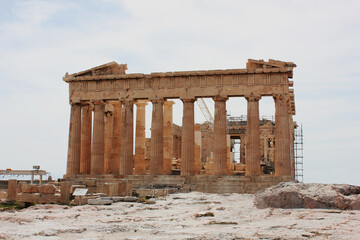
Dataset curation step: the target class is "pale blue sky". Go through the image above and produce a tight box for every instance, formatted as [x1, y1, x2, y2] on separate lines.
[0, 0, 359, 184]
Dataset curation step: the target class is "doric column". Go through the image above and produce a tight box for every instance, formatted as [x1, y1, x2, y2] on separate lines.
[245, 94, 261, 176]
[163, 100, 174, 175]
[90, 101, 105, 175]
[120, 99, 134, 176]
[226, 134, 232, 172]
[240, 134, 246, 164]
[134, 100, 147, 175]
[290, 117, 296, 178]
[194, 123, 202, 174]
[111, 101, 122, 174]
[67, 102, 81, 175]
[274, 94, 291, 176]
[150, 99, 164, 175]
[181, 98, 195, 176]
[80, 102, 93, 174]
[104, 102, 114, 174]
[213, 96, 228, 176]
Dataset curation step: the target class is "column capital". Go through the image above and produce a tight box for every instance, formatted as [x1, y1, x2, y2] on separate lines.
[70, 102, 81, 107]
[245, 93, 261, 102]
[93, 100, 105, 105]
[120, 98, 134, 105]
[149, 98, 164, 104]
[273, 94, 290, 102]
[81, 102, 94, 110]
[105, 102, 114, 116]
[164, 100, 175, 106]
[213, 96, 228, 102]
[181, 98, 196, 103]
[135, 99, 148, 107]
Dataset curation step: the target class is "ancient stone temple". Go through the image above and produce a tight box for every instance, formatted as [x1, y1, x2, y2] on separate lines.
[63, 59, 297, 193]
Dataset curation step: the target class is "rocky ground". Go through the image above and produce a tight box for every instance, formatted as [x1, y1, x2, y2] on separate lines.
[0, 191, 359, 240]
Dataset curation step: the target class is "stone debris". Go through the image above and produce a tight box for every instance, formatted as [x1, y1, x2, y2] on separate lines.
[195, 212, 214, 218]
[88, 198, 113, 205]
[0, 191, 359, 239]
[254, 182, 360, 210]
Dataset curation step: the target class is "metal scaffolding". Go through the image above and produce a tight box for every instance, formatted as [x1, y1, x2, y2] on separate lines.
[294, 124, 304, 182]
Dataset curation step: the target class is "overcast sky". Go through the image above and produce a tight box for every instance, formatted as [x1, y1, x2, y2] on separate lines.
[0, 0, 359, 185]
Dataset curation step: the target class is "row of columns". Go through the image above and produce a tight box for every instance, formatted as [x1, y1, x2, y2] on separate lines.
[67, 94, 292, 177]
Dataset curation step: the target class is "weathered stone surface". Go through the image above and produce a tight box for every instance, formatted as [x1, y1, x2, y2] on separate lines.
[254, 182, 360, 210]
[39, 184, 56, 194]
[16, 193, 61, 203]
[88, 198, 113, 205]
[21, 184, 39, 193]
[85, 178, 97, 187]
[103, 183, 118, 196]
[0, 191, 7, 200]
[123, 196, 138, 202]
[7, 179, 17, 201]
[70, 185, 87, 194]
[60, 181, 71, 204]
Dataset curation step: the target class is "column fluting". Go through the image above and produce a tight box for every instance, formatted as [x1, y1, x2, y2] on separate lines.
[245, 94, 261, 176]
[274, 95, 291, 176]
[67, 103, 81, 175]
[213, 96, 228, 176]
[120, 99, 134, 176]
[163, 100, 174, 175]
[90, 101, 105, 175]
[181, 98, 195, 176]
[80, 102, 93, 174]
[150, 99, 164, 175]
[134, 100, 147, 175]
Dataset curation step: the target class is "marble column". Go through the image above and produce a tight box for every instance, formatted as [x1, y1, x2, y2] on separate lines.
[181, 99, 195, 176]
[163, 100, 174, 175]
[67, 103, 81, 175]
[80, 102, 93, 174]
[150, 99, 164, 175]
[120, 99, 134, 176]
[274, 95, 291, 176]
[290, 117, 295, 179]
[213, 96, 228, 176]
[104, 102, 114, 174]
[240, 134, 246, 164]
[245, 95, 261, 176]
[90, 101, 105, 175]
[134, 100, 147, 175]
[111, 101, 122, 174]
[194, 124, 202, 174]
[226, 134, 231, 172]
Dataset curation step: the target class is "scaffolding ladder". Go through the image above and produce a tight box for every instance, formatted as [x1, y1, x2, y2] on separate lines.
[294, 124, 304, 182]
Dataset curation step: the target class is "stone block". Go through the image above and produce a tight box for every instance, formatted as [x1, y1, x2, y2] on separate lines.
[88, 198, 113, 205]
[16, 193, 40, 203]
[39, 184, 56, 194]
[73, 196, 90, 205]
[7, 179, 17, 201]
[85, 178, 97, 187]
[118, 180, 132, 196]
[123, 196, 138, 202]
[103, 183, 118, 196]
[60, 181, 71, 204]
[21, 184, 39, 193]
[0, 191, 7, 200]
[111, 196, 126, 202]
[70, 185, 87, 194]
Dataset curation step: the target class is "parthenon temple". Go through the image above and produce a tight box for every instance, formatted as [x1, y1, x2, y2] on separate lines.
[63, 59, 297, 193]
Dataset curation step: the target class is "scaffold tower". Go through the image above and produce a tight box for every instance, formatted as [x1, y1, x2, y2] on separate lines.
[294, 125, 304, 182]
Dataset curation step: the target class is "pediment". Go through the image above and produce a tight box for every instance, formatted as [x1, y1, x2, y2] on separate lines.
[68, 62, 128, 78]
[247, 59, 296, 69]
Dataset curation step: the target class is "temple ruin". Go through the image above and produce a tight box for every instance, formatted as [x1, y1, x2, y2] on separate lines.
[63, 59, 297, 193]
